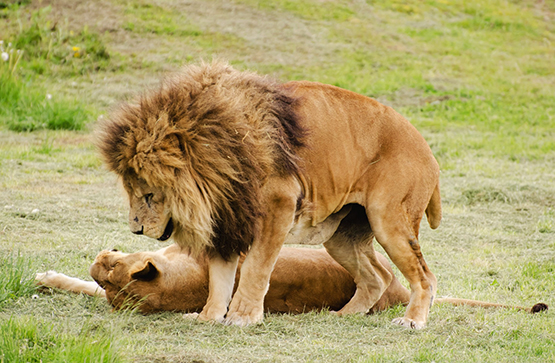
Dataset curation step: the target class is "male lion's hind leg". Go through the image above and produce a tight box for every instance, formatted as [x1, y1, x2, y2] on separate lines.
[197, 253, 239, 323]
[323, 206, 393, 316]
[368, 206, 437, 330]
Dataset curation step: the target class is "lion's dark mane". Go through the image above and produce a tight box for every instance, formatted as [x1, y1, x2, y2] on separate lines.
[97, 62, 306, 260]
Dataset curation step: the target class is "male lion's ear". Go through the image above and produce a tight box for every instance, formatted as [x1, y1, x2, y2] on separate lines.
[130, 261, 159, 282]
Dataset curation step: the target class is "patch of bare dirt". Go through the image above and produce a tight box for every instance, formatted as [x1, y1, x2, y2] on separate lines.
[170, 0, 338, 68]
[31, 0, 347, 107]
[35, 0, 124, 33]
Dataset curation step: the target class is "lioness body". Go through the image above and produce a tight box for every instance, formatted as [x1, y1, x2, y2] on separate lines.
[37, 246, 409, 314]
[98, 62, 441, 329]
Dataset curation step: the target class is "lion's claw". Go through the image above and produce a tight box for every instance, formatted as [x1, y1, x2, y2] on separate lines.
[392, 317, 425, 329]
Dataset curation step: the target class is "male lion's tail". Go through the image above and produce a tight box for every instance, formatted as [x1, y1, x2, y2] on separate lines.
[425, 183, 442, 229]
[435, 297, 548, 314]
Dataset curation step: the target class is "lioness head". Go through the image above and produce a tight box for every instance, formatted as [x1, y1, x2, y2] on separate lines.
[89, 245, 209, 313]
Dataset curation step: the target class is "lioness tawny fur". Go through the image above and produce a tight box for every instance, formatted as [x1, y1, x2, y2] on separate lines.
[36, 246, 547, 315]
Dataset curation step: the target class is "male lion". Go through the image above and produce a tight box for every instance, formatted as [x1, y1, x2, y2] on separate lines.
[36, 245, 548, 315]
[97, 61, 443, 329]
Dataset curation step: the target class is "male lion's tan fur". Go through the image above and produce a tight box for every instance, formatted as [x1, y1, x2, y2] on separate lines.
[36, 246, 547, 315]
[97, 61, 447, 328]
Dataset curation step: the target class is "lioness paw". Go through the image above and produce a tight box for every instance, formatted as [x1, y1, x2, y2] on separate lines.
[392, 317, 426, 330]
[35, 272, 47, 282]
[35, 271, 57, 285]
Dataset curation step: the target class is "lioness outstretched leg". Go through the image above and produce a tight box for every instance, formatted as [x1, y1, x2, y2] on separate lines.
[324, 206, 393, 315]
[367, 203, 436, 329]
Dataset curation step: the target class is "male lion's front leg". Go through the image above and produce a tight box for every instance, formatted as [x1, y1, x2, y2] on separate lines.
[223, 242, 284, 326]
[224, 184, 298, 326]
[197, 253, 239, 323]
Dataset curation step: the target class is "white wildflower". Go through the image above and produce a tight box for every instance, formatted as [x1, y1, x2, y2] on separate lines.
[46, 94, 52, 100]
[1, 52, 8, 62]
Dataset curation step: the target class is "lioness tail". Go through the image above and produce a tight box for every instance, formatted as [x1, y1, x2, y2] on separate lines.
[435, 297, 548, 314]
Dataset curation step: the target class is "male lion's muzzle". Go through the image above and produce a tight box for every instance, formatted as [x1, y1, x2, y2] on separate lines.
[158, 218, 174, 241]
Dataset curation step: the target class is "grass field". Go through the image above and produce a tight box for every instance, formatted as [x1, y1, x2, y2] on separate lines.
[1, 0, 554, 362]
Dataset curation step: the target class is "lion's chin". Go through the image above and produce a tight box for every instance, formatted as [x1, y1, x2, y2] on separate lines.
[158, 218, 174, 241]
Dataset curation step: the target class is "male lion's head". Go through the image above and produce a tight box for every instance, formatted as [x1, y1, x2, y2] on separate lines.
[96, 61, 305, 259]
[122, 171, 173, 242]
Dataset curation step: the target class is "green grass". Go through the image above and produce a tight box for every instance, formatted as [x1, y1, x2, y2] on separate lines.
[6, 5, 115, 76]
[122, 1, 203, 37]
[0, 0, 554, 362]
[0, 68, 92, 131]
[236, 0, 355, 21]
[0, 317, 124, 363]
[0, 253, 36, 307]
[0, 9, 96, 131]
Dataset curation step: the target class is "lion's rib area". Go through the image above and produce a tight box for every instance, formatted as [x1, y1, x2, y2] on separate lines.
[96, 61, 306, 259]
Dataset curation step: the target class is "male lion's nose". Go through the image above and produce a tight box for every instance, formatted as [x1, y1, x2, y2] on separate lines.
[132, 226, 144, 235]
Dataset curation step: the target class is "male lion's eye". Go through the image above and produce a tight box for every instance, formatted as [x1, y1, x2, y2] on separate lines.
[144, 193, 154, 207]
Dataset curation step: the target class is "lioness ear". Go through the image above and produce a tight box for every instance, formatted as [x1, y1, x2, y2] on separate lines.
[131, 261, 159, 282]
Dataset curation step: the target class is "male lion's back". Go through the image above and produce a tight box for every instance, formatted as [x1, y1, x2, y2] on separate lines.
[280, 80, 441, 225]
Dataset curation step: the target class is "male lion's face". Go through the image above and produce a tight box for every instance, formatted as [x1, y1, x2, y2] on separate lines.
[122, 173, 174, 241]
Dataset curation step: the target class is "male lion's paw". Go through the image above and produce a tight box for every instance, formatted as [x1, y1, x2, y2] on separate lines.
[183, 312, 199, 320]
[183, 312, 222, 324]
[224, 294, 264, 326]
[224, 309, 264, 327]
[197, 311, 225, 324]
[392, 317, 426, 330]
